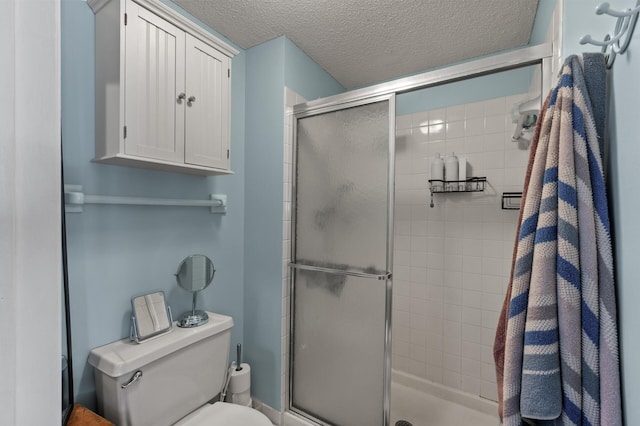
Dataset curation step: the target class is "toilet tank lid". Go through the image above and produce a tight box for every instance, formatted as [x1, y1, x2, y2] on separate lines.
[88, 312, 233, 378]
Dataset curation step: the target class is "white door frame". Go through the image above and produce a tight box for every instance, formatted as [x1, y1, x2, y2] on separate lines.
[0, 0, 62, 424]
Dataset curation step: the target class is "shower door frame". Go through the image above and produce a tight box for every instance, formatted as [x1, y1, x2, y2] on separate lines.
[289, 93, 396, 426]
[287, 41, 556, 426]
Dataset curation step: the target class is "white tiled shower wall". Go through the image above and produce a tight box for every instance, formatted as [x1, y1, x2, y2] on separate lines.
[392, 93, 531, 402]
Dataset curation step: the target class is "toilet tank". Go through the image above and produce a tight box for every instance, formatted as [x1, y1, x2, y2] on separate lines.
[88, 312, 233, 426]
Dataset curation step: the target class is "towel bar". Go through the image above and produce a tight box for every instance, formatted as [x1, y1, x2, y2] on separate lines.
[64, 185, 227, 214]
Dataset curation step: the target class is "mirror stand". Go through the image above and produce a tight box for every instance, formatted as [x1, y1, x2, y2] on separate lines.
[178, 292, 209, 328]
[175, 254, 216, 328]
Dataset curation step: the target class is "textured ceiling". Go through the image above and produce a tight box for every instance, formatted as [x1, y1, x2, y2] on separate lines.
[173, 0, 540, 89]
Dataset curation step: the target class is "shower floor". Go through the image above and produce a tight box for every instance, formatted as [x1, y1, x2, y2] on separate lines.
[391, 382, 498, 426]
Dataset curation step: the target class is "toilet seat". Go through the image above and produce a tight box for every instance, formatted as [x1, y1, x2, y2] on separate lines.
[174, 402, 273, 426]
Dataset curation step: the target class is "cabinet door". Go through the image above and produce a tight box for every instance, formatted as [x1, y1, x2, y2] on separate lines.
[184, 34, 230, 170]
[125, 1, 186, 163]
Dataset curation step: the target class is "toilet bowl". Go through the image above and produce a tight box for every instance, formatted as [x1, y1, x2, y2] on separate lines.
[88, 312, 272, 426]
[175, 401, 272, 426]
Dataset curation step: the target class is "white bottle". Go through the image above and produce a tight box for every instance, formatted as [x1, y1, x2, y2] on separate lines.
[431, 153, 444, 191]
[444, 153, 458, 191]
[458, 156, 467, 190]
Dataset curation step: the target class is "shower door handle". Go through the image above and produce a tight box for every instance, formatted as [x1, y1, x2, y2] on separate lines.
[289, 262, 391, 280]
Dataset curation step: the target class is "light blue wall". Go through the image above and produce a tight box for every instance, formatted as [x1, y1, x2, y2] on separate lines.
[396, 66, 535, 115]
[61, 0, 246, 408]
[530, 0, 557, 45]
[563, 1, 639, 422]
[243, 36, 286, 410]
[243, 36, 344, 410]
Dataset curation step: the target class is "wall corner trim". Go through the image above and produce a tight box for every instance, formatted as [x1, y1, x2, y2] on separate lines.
[87, 0, 110, 13]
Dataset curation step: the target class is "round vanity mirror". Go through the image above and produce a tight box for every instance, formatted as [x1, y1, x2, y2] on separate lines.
[176, 255, 215, 292]
[175, 255, 215, 328]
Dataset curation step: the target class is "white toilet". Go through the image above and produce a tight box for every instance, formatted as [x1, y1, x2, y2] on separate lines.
[88, 312, 272, 426]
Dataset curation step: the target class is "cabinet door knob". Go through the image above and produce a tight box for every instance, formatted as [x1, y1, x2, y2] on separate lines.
[177, 93, 186, 102]
[188, 96, 196, 104]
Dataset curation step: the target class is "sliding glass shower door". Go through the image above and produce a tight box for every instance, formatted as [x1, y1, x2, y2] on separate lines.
[290, 96, 395, 426]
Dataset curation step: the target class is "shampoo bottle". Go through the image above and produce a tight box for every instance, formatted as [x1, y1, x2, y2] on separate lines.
[431, 153, 444, 191]
[444, 153, 458, 191]
[458, 156, 467, 190]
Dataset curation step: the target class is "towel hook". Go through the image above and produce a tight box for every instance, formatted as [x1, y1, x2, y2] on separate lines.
[579, 1, 640, 68]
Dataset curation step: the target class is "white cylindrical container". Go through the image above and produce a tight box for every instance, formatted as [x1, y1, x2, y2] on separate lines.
[431, 153, 444, 191]
[458, 156, 467, 190]
[444, 153, 458, 191]
[229, 363, 252, 407]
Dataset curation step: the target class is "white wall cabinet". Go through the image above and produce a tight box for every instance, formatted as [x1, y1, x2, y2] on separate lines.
[89, 0, 238, 176]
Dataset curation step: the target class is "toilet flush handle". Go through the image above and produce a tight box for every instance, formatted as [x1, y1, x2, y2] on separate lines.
[121, 370, 143, 389]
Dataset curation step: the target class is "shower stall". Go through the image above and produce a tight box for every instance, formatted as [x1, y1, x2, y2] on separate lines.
[286, 44, 555, 426]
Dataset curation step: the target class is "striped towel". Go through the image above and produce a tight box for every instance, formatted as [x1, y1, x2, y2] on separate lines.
[498, 54, 622, 425]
